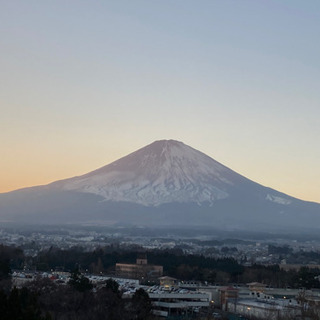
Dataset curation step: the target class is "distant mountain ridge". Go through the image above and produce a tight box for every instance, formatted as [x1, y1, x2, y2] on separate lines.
[0, 140, 319, 232]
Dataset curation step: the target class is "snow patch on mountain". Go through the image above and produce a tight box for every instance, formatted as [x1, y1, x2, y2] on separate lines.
[266, 194, 292, 205]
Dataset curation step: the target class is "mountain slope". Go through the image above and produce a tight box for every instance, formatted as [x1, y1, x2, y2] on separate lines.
[0, 140, 319, 231]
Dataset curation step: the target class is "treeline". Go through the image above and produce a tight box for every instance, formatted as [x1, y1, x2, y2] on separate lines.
[0, 245, 24, 292]
[34, 246, 243, 282]
[0, 244, 24, 273]
[2, 244, 320, 289]
[27, 246, 320, 288]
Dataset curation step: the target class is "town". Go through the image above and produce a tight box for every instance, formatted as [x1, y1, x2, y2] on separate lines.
[2, 225, 320, 319]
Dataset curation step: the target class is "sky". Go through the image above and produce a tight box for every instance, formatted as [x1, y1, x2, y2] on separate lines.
[1, 0, 319, 203]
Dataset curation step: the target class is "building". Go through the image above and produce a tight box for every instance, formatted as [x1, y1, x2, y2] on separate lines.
[115, 254, 163, 280]
[159, 276, 178, 289]
[220, 286, 239, 311]
[247, 282, 267, 293]
[148, 287, 210, 318]
[227, 298, 301, 320]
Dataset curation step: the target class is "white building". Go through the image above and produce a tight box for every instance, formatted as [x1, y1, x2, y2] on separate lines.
[147, 287, 210, 317]
[227, 298, 301, 320]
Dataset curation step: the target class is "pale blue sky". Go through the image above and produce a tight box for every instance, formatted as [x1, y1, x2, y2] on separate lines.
[1, 0, 319, 202]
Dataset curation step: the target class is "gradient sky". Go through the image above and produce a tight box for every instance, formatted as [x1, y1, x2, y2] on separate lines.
[1, 0, 319, 203]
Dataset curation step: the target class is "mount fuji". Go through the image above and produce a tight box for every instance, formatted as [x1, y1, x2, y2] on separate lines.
[0, 140, 319, 232]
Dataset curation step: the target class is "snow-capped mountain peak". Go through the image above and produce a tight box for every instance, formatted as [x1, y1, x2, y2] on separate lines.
[51, 140, 237, 206]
